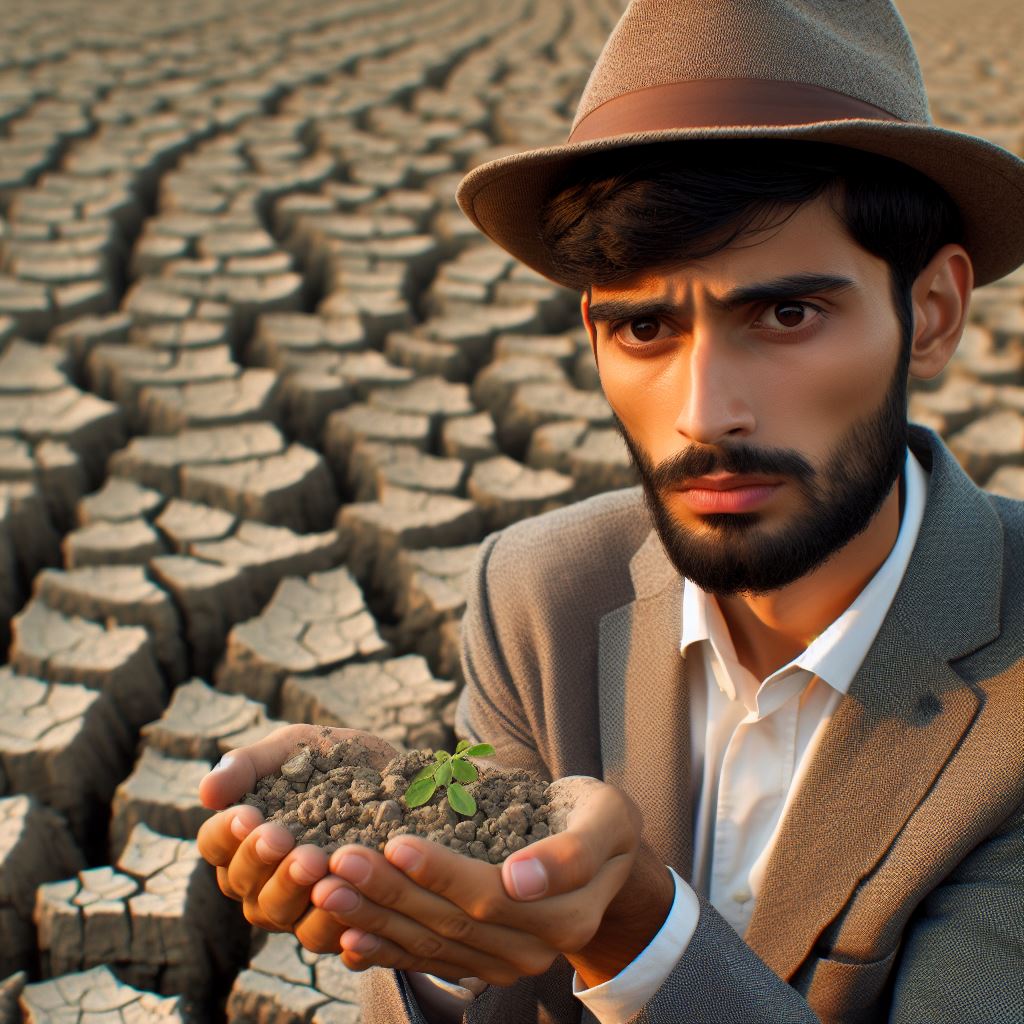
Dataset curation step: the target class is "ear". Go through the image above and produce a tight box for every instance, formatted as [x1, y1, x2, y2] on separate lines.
[908, 243, 973, 382]
[580, 290, 598, 366]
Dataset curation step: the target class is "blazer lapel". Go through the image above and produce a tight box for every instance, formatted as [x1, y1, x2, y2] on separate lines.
[598, 529, 693, 880]
[744, 431, 1004, 980]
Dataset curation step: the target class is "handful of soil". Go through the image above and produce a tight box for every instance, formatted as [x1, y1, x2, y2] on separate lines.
[243, 735, 559, 863]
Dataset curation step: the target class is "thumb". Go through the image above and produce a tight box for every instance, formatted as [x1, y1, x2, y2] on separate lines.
[198, 724, 398, 810]
[500, 777, 639, 901]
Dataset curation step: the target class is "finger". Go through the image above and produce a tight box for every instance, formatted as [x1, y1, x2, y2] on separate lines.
[227, 821, 296, 901]
[382, 834, 631, 951]
[331, 841, 497, 930]
[381, 834, 528, 920]
[198, 724, 325, 810]
[292, 876, 352, 954]
[256, 844, 329, 929]
[339, 929, 524, 988]
[324, 846, 554, 978]
[198, 724, 400, 810]
[321, 878, 508, 980]
[379, 835, 504, 908]
[217, 865, 239, 901]
[294, 907, 346, 955]
[502, 779, 640, 901]
[501, 831, 600, 901]
[197, 805, 263, 867]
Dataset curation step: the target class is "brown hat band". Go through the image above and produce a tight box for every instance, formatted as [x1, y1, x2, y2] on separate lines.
[568, 79, 902, 143]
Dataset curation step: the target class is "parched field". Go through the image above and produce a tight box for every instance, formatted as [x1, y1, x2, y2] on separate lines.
[0, 1, 1022, 1021]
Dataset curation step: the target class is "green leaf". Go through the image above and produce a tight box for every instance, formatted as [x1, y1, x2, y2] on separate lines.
[435, 759, 453, 786]
[434, 750, 450, 762]
[410, 764, 436, 784]
[446, 781, 476, 816]
[461, 743, 495, 759]
[455, 739, 471, 754]
[451, 759, 478, 783]
[404, 777, 438, 808]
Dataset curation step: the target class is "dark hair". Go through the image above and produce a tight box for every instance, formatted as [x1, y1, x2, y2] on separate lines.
[539, 140, 964, 357]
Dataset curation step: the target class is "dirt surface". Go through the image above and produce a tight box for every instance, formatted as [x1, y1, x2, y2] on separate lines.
[243, 735, 557, 861]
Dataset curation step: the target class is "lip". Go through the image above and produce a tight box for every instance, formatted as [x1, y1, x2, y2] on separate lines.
[681, 473, 780, 491]
[673, 474, 782, 513]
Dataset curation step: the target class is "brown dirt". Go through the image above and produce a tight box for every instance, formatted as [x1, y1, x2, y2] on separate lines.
[242, 734, 558, 862]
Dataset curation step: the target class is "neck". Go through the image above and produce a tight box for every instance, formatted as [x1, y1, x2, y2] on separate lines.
[717, 472, 904, 681]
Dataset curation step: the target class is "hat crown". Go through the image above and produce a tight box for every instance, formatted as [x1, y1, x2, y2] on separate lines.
[574, 0, 931, 132]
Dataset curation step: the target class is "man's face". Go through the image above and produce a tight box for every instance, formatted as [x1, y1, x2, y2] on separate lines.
[583, 195, 909, 596]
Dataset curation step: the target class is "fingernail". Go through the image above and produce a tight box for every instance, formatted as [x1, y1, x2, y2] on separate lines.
[387, 842, 423, 874]
[289, 860, 320, 886]
[254, 831, 292, 863]
[507, 858, 548, 899]
[334, 854, 372, 886]
[230, 815, 253, 841]
[324, 887, 359, 914]
[212, 754, 235, 773]
[349, 930, 380, 955]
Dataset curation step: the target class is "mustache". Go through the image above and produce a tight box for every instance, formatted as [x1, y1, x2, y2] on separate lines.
[646, 441, 814, 490]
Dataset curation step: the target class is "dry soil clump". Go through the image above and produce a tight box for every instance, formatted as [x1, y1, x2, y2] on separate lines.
[243, 736, 557, 863]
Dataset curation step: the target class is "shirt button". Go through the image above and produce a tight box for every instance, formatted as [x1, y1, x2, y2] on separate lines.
[732, 886, 752, 905]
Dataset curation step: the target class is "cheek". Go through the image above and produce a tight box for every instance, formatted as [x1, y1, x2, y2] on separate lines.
[801, 317, 901, 428]
[598, 353, 680, 446]
[770, 359, 899, 475]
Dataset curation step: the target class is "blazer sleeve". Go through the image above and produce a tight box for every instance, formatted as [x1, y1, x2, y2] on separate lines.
[624, 894, 820, 1023]
[626, 799, 1024, 1024]
[887, 797, 1024, 1022]
[452, 529, 564, 777]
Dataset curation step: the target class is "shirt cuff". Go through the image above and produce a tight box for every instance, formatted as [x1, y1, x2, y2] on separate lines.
[571, 868, 699, 1024]
[404, 972, 487, 1023]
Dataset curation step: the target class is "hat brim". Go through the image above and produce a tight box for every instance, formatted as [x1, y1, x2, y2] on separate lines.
[456, 119, 1024, 288]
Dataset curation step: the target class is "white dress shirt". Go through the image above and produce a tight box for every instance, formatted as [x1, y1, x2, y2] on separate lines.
[574, 447, 929, 1023]
[412, 448, 929, 1024]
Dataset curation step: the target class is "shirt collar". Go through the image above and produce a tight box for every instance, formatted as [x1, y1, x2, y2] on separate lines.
[680, 446, 929, 695]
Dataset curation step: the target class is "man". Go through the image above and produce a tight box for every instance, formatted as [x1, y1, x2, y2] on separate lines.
[198, 1, 1024, 1020]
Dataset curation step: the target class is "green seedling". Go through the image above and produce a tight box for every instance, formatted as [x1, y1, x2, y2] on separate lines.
[403, 740, 496, 817]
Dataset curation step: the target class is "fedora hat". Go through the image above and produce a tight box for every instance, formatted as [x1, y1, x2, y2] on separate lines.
[456, 0, 1024, 288]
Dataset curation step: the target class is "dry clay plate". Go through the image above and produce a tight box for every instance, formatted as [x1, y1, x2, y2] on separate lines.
[243, 733, 582, 863]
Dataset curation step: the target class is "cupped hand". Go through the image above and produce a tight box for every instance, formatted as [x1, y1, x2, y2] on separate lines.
[196, 723, 398, 953]
[309, 776, 664, 986]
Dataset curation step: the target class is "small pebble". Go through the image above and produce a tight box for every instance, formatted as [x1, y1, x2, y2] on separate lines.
[374, 800, 403, 827]
[281, 750, 314, 784]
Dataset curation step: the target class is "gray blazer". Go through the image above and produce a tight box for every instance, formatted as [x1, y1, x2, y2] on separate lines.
[362, 427, 1024, 1023]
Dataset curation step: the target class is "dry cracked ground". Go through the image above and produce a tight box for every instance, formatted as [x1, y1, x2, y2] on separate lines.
[0, 0, 1022, 1021]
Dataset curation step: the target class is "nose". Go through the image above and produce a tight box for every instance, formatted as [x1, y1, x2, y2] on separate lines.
[672, 323, 755, 444]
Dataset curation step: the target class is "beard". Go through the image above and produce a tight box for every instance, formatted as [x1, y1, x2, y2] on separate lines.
[616, 355, 909, 597]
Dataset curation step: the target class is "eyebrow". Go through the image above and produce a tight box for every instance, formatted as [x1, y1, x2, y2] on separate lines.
[711, 273, 857, 311]
[587, 273, 857, 323]
[586, 299, 681, 322]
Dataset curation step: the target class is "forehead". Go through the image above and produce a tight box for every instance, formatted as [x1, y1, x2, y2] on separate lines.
[588, 194, 885, 300]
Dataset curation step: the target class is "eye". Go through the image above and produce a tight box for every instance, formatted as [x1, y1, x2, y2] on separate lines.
[617, 316, 665, 343]
[758, 302, 821, 330]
